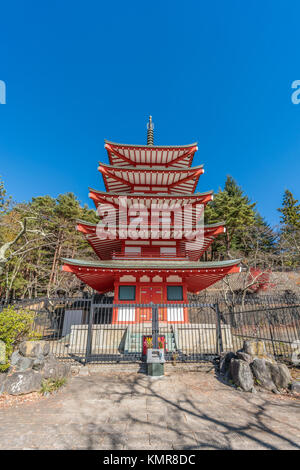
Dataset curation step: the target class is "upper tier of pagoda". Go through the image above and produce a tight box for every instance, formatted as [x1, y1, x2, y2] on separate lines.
[104, 141, 198, 168]
[76, 219, 225, 261]
[89, 188, 213, 208]
[98, 163, 204, 194]
[101, 127, 202, 194]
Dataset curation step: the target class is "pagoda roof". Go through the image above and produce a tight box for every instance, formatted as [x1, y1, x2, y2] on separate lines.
[76, 219, 225, 261]
[62, 258, 241, 293]
[98, 163, 204, 194]
[179, 224, 226, 261]
[89, 188, 213, 208]
[62, 258, 240, 270]
[104, 141, 198, 168]
[76, 219, 224, 230]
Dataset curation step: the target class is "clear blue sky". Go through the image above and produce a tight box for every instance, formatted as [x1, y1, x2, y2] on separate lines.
[1, 0, 300, 226]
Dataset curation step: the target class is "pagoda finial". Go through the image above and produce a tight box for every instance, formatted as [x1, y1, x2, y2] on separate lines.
[147, 115, 154, 146]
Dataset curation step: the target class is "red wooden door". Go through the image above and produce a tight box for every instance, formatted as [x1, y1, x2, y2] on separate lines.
[151, 286, 163, 303]
[138, 286, 163, 321]
[151, 287, 166, 321]
[139, 286, 152, 321]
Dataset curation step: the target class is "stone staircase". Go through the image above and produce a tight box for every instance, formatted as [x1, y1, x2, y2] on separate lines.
[124, 326, 177, 354]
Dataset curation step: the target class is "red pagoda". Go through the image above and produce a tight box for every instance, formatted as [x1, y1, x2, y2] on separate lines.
[62, 117, 241, 323]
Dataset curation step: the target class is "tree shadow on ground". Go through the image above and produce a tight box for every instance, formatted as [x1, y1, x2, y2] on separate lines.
[56, 370, 300, 450]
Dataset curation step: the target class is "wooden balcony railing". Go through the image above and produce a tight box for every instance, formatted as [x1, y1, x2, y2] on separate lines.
[111, 251, 188, 260]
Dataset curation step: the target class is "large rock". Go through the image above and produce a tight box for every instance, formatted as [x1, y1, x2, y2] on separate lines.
[230, 358, 254, 392]
[236, 351, 252, 363]
[15, 356, 34, 372]
[243, 340, 266, 357]
[41, 356, 70, 380]
[32, 354, 45, 371]
[242, 340, 275, 363]
[251, 358, 276, 391]
[19, 341, 50, 358]
[268, 363, 291, 390]
[220, 351, 236, 378]
[10, 350, 22, 366]
[0, 373, 6, 394]
[0, 340, 6, 365]
[3, 370, 42, 395]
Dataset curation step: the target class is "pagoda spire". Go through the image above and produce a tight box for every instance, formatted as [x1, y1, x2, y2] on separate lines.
[147, 115, 154, 146]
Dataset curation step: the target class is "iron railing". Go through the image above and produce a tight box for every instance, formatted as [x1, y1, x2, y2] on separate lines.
[1, 295, 300, 365]
[219, 303, 300, 362]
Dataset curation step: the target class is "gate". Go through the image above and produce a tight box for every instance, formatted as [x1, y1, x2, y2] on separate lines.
[83, 301, 222, 364]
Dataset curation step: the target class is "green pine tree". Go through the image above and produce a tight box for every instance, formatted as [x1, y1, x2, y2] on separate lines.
[277, 190, 300, 268]
[278, 189, 300, 230]
[205, 175, 256, 256]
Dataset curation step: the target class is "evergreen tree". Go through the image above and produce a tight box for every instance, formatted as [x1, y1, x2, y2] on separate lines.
[205, 175, 256, 256]
[277, 190, 300, 268]
[278, 189, 300, 230]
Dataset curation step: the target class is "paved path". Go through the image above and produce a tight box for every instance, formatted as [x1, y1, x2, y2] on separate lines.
[0, 367, 299, 450]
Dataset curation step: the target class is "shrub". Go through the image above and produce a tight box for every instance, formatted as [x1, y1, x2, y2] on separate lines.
[0, 305, 39, 371]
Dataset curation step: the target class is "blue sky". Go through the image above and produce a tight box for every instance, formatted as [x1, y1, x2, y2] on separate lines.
[1, 0, 300, 226]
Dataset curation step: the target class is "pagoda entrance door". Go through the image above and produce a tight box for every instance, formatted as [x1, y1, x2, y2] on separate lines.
[138, 286, 164, 322]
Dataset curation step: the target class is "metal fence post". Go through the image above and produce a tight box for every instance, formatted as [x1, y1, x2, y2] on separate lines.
[152, 304, 159, 349]
[215, 303, 223, 355]
[85, 295, 94, 365]
[267, 312, 277, 357]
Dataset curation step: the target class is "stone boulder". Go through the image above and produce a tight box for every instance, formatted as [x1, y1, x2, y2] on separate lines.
[230, 358, 254, 392]
[236, 351, 252, 363]
[0, 373, 6, 394]
[15, 356, 34, 372]
[251, 358, 276, 391]
[242, 340, 275, 363]
[268, 363, 291, 390]
[32, 354, 46, 371]
[220, 351, 236, 378]
[0, 343, 71, 396]
[10, 350, 22, 366]
[19, 341, 50, 358]
[0, 340, 6, 365]
[220, 340, 293, 394]
[2, 370, 42, 395]
[243, 340, 266, 357]
[41, 356, 70, 380]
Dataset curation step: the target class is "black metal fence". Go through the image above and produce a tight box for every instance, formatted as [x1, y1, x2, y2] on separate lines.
[219, 303, 300, 362]
[1, 295, 300, 365]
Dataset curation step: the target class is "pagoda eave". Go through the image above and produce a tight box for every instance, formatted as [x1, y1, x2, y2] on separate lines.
[76, 220, 225, 235]
[75, 219, 226, 261]
[88, 188, 214, 209]
[98, 163, 204, 194]
[104, 141, 198, 168]
[62, 258, 241, 293]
